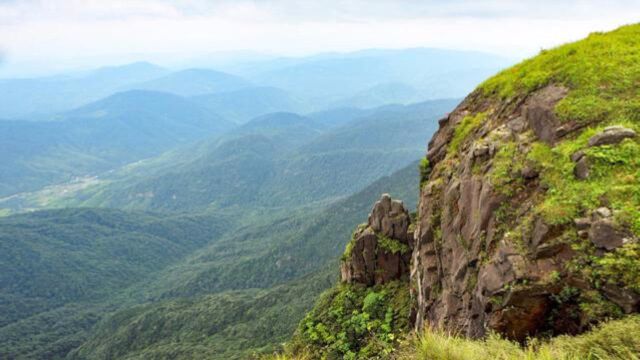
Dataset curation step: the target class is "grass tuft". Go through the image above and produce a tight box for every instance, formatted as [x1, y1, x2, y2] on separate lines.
[398, 316, 640, 360]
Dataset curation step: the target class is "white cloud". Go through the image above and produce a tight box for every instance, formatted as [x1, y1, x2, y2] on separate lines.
[1, 0, 639, 76]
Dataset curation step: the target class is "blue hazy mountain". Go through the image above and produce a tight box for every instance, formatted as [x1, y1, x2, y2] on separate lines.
[0, 48, 507, 119]
[0, 62, 169, 118]
[236, 48, 510, 108]
[125, 68, 251, 96]
[0, 90, 234, 197]
[191, 86, 307, 123]
[31, 99, 456, 213]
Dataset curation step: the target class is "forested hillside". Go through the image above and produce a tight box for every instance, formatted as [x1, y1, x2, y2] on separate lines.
[0, 160, 421, 359]
[2, 99, 455, 214]
[0, 90, 233, 196]
[0, 39, 511, 360]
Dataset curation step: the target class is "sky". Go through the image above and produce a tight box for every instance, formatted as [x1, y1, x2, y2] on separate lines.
[1, 0, 640, 76]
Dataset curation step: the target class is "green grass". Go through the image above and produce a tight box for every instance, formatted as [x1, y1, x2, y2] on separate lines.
[448, 112, 487, 154]
[419, 157, 431, 186]
[377, 234, 410, 255]
[525, 123, 640, 233]
[397, 316, 640, 360]
[488, 142, 525, 196]
[480, 24, 640, 126]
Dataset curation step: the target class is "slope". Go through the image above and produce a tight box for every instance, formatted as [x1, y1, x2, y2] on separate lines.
[0, 90, 234, 197]
[191, 86, 307, 124]
[68, 160, 422, 360]
[36, 99, 454, 213]
[0, 208, 232, 359]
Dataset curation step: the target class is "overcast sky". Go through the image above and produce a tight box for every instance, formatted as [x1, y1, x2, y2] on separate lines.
[1, 0, 640, 76]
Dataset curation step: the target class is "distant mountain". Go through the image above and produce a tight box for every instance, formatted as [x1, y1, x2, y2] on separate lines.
[243, 48, 510, 109]
[257, 99, 459, 206]
[331, 82, 421, 108]
[0, 62, 169, 118]
[0, 49, 507, 119]
[37, 99, 456, 213]
[306, 106, 378, 128]
[48, 112, 326, 212]
[0, 90, 234, 197]
[127, 68, 250, 96]
[191, 86, 307, 123]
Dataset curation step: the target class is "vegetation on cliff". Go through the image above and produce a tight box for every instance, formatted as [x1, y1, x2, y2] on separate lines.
[286, 281, 411, 360]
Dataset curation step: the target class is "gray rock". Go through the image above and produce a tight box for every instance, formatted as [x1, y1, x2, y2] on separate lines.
[588, 126, 636, 147]
[594, 207, 612, 219]
[602, 284, 640, 313]
[342, 194, 412, 286]
[507, 116, 527, 133]
[524, 85, 569, 144]
[521, 166, 539, 179]
[574, 156, 590, 179]
[555, 123, 586, 138]
[530, 218, 550, 249]
[473, 145, 491, 157]
[570, 150, 585, 163]
[368, 193, 411, 241]
[589, 218, 626, 250]
[574, 217, 591, 230]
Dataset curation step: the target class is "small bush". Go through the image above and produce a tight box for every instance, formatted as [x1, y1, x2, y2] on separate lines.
[419, 158, 431, 186]
[287, 282, 411, 359]
[377, 234, 410, 255]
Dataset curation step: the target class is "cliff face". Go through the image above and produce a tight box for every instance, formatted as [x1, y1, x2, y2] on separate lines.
[411, 24, 640, 340]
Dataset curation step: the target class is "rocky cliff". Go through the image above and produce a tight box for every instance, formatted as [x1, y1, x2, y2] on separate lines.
[287, 24, 640, 359]
[412, 25, 640, 341]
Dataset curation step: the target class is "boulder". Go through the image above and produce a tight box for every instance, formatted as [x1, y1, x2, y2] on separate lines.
[588, 126, 636, 147]
[589, 218, 627, 251]
[574, 156, 590, 179]
[602, 285, 640, 313]
[521, 166, 539, 179]
[524, 84, 569, 144]
[571, 150, 585, 162]
[574, 217, 591, 230]
[593, 207, 612, 219]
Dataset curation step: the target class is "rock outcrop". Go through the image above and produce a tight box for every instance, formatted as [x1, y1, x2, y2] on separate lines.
[411, 83, 640, 341]
[341, 194, 412, 286]
[588, 126, 636, 147]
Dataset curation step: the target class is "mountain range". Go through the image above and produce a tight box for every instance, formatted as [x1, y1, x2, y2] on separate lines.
[0, 46, 517, 359]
